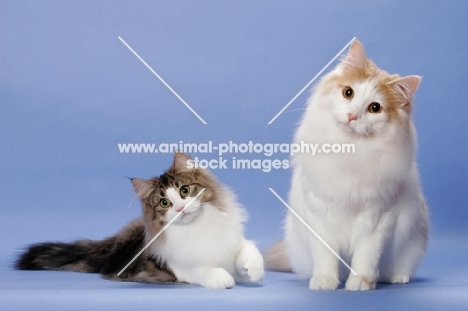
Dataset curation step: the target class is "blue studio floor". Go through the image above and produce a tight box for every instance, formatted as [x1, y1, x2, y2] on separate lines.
[1, 1, 468, 310]
[1, 216, 467, 311]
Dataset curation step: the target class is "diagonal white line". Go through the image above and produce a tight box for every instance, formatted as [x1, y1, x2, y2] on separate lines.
[118, 36, 207, 125]
[268, 187, 357, 276]
[267, 37, 357, 125]
[117, 188, 206, 276]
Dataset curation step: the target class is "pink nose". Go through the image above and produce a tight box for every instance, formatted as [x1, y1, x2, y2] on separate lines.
[176, 206, 185, 213]
[347, 113, 358, 122]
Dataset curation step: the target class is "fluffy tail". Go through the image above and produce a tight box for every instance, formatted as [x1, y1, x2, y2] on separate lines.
[263, 240, 292, 272]
[15, 219, 176, 283]
[15, 237, 118, 273]
[15, 219, 146, 275]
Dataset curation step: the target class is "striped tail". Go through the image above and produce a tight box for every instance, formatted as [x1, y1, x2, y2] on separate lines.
[15, 237, 118, 273]
[15, 219, 177, 283]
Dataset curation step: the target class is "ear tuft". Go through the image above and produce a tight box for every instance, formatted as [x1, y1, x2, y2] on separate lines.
[131, 178, 154, 199]
[343, 40, 367, 69]
[173, 152, 193, 173]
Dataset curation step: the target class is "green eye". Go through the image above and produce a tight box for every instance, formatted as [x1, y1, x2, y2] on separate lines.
[180, 185, 190, 198]
[160, 198, 171, 208]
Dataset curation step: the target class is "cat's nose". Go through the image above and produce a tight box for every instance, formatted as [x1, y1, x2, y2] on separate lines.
[176, 206, 185, 213]
[347, 113, 358, 122]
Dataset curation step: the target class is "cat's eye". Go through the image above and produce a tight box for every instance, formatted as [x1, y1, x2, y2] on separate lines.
[180, 185, 191, 198]
[342, 86, 354, 99]
[368, 102, 382, 113]
[160, 198, 171, 208]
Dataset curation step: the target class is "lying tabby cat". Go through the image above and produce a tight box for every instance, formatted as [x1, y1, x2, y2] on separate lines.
[17, 152, 264, 289]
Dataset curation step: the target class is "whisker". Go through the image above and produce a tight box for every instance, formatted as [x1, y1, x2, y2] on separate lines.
[127, 195, 139, 211]
[283, 108, 307, 114]
[144, 219, 163, 228]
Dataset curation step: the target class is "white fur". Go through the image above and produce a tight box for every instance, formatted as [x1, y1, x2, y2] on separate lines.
[149, 187, 264, 289]
[284, 60, 428, 291]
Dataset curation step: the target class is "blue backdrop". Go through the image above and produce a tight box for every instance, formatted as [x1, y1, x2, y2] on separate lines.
[1, 1, 467, 310]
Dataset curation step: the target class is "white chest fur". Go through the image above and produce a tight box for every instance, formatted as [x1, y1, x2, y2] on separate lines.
[150, 203, 245, 279]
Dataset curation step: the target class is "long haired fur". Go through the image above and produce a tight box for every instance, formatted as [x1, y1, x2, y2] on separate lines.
[16, 219, 176, 283]
[265, 40, 428, 291]
[16, 152, 264, 288]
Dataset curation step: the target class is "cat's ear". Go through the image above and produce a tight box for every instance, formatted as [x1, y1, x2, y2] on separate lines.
[390, 75, 421, 101]
[172, 152, 193, 173]
[342, 40, 367, 70]
[131, 178, 154, 199]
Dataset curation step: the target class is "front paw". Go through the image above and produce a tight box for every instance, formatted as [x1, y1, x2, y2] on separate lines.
[345, 275, 376, 291]
[238, 258, 264, 282]
[203, 268, 235, 289]
[236, 243, 264, 282]
[309, 274, 339, 290]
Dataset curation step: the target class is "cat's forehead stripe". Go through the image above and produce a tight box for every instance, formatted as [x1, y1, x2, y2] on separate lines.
[158, 173, 174, 186]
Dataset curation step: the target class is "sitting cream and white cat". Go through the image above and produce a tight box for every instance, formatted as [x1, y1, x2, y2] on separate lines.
[266, 40, 428, 290]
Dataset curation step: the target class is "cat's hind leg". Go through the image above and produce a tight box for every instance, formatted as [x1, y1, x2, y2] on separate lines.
[379, 241, 424, 284]
[284, 214, 315, 278]
[102, 253, 177, 283]
[378, 225, 427, 284]
[378, 197, 428, 284]
[284, 176, 315, 281]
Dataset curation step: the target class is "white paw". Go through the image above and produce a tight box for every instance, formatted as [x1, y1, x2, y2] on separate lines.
[345, 275, 376, 291]
[238, 258, 264, 282]
[309, 274, 339, 290]
[203, 268, 235, 290]
[389, 274, 410, 284]
[236, 243, 264, 282]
